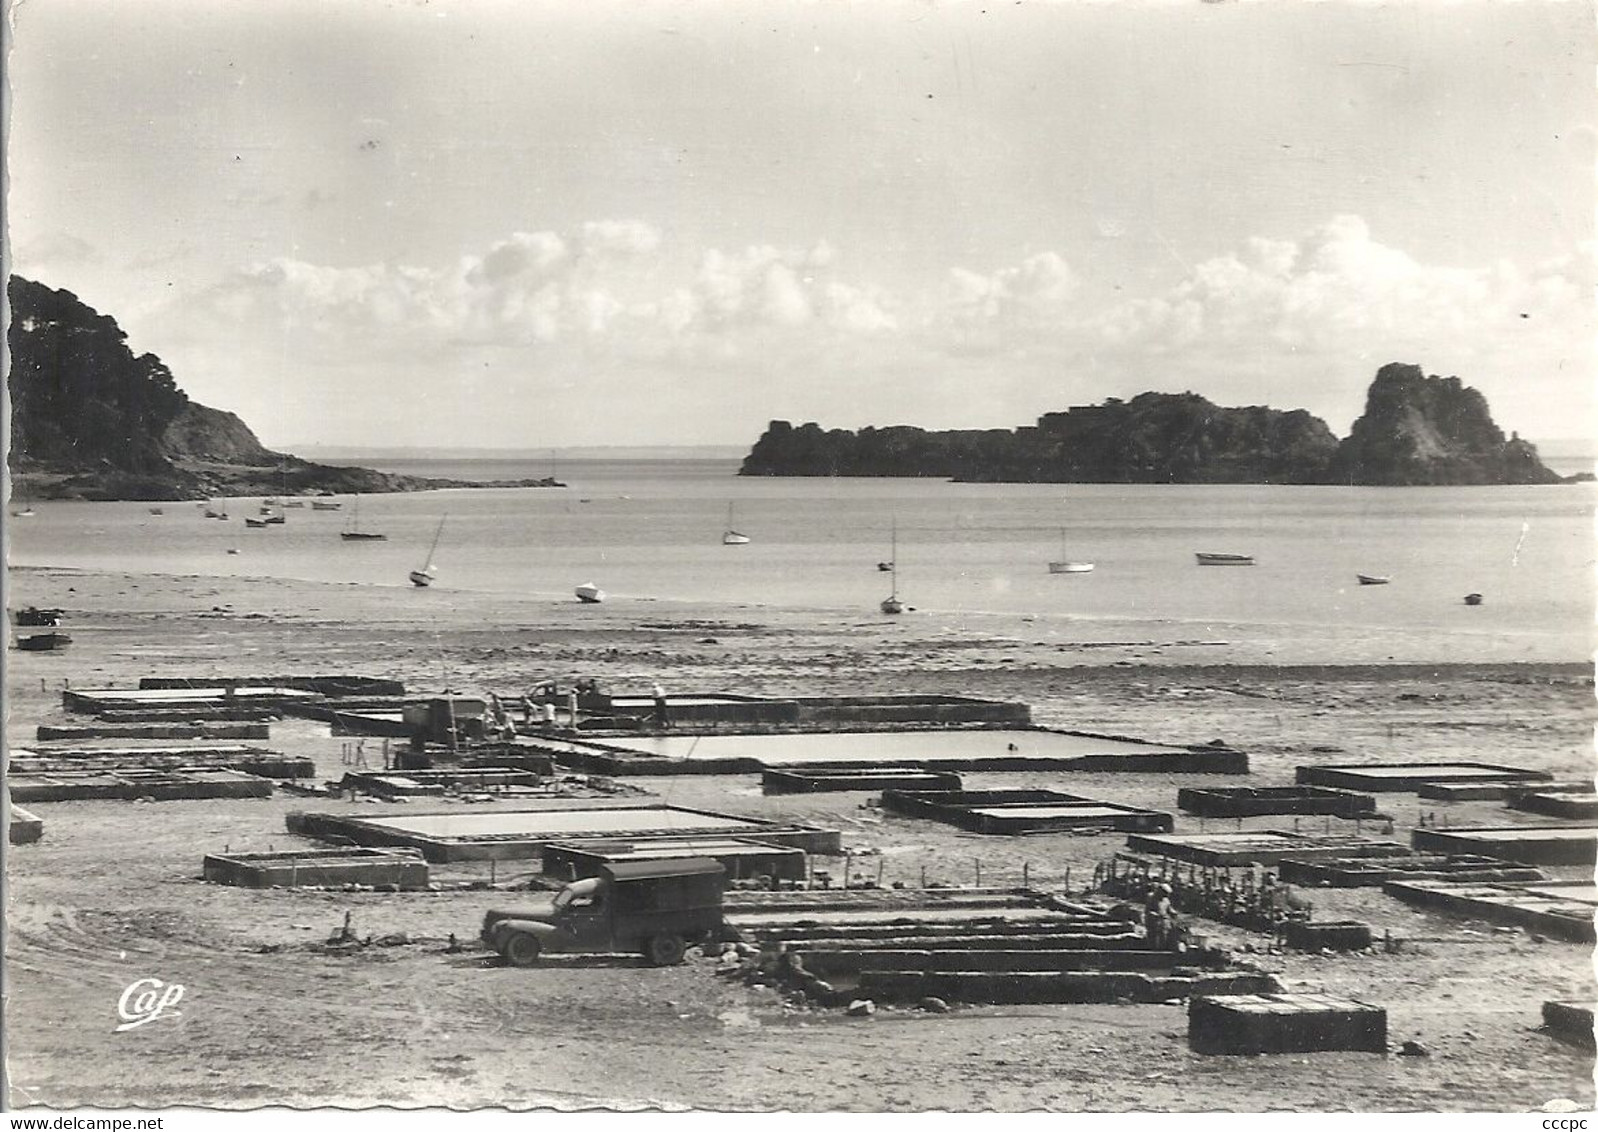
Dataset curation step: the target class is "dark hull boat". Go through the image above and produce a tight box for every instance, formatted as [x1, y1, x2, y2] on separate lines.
[17, 632, 72, 651]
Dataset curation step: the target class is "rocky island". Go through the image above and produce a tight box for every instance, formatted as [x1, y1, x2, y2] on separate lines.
[740, 363, 1565, 486]
[6, 276, 564, 501]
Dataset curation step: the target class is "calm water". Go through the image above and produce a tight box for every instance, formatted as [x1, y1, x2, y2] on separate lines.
[8, 456, 1595, 655]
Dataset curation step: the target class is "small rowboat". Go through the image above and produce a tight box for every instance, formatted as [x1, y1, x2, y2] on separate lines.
[574, 582, 606, 604]
[1195, 552, 1254, 566]
[1463, 592, 1484, 606]
[1356, 574, 1390, 586]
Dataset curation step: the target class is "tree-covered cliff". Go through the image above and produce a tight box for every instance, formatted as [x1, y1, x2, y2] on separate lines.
[740, 366, 1563, 486]
[6, 276, 561, 500]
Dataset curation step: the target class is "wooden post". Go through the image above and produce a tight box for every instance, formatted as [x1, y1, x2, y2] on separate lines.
[975, 858, 981, 887]
[1022, 861, 1029, 889]
[920, 863, 926, 889]
[490, 859, 497, 886]
[1064, 866, 1070, 894]
[876, 856, 884, 887]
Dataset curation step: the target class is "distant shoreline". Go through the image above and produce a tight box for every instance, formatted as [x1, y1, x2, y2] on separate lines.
[288, 444, 750, 462]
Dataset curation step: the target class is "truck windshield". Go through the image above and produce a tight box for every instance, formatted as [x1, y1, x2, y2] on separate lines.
[553, 878, 602, 910]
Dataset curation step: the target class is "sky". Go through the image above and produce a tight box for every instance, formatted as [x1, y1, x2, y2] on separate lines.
[6, 0, 1595, 450]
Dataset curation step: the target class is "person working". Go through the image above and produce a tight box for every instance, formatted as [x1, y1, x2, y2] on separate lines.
[652, 681, 669, 728]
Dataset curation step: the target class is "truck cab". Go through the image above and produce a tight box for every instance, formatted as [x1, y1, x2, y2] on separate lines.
[481, 857, 726, 968]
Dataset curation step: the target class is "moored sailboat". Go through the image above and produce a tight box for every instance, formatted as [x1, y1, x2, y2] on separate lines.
[722, 503, 750, 545]
[1047, 527, 1094, 574]
[881, 520, 904, 615]
[340, 496, 386, 541]
[410, 516, 446, 587]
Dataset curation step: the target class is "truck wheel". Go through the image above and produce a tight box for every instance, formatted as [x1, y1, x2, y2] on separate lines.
[502, 933, 542, 968]
[645, 933, 686, 966]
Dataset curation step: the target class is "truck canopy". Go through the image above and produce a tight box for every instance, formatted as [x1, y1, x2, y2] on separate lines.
[600, 858, 726, 883]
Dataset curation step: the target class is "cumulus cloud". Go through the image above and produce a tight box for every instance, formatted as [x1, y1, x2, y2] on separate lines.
[138, 213, 1588, 445]
[1098, 213, 1583, 360]
[161, 222, 906, 367]
[946, 250, 1078, 326]
[466, 231, 568, 285]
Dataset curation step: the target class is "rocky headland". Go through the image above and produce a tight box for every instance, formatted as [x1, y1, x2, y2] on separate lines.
[6, 276, 563, 501]
[740, 363, 1566, 486]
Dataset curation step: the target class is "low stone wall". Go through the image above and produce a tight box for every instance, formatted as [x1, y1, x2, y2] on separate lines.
[762, 767, 963, 795]
[882, 788, 1173, 835]
[9, 805, 44, 845]
[10, 748, 313, 779]
[38, 722, 271, 741]
[1189, 993, 1387, 1054]
[203, 847, 430, 889]
[1297, 762, 1552, 792]
[1543, 1001, 1596, 1050]
[791, 695, 1032, 727]
[1384, 879, 1596, 942]
[13, 768, 273, 803]
[95, 707, 280, 723]
[342, 767, 546, 797]
[861, 969, 1279, 1005]
[1281, 920, 1373, 952]
[1511, 791, 1598, 820]
[1411, 825, 1597, 866]
[800, 946, 1229, 976]
[1125, 832, 1409, 867]
[1278, 854, 1545, 888]
[1177, 785, 1376, 819]
[288, 807, 843, 863]
[140, 675, 404, 696]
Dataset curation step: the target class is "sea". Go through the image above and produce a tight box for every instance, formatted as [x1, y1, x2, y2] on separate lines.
[7, 453, 1595, 662]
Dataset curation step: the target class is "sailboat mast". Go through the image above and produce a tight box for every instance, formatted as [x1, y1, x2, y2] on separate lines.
[426, 516, 446, 563]
[890, 519, 898, 599]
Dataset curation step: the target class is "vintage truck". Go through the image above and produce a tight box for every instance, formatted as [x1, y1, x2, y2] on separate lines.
[481, 857, 727, 967]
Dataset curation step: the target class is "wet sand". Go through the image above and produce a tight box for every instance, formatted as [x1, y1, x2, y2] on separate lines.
[4, 565, 1594, 1111]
